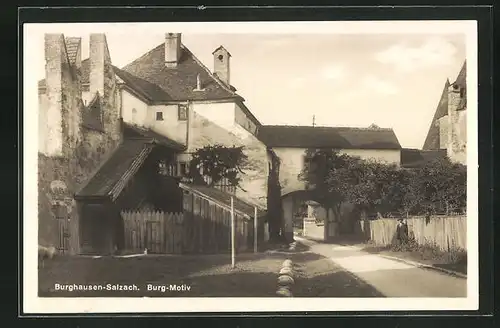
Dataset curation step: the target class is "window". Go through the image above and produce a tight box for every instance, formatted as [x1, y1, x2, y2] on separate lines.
[179, 162, 189, 176]
[178, 104, 188, 121]
[158, 160, 167, 175]
[156, 111, 164, 121]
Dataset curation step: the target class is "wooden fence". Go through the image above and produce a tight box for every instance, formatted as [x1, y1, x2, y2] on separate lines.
[360, 215, 467, 251]
[122, 205, 262, 254]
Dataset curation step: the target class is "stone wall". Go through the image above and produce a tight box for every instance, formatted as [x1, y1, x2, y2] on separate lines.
[38, 34, 122, 254]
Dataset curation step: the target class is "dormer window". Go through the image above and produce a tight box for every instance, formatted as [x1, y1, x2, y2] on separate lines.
[178, 104, 188, 121]
[156, 111, 164, 121]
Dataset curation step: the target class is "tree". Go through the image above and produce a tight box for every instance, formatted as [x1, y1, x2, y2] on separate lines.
[267, 148, 286, 243]
[403, 157, 466, 215]
[299, 149, 467, 219]
[188, 144, 248, 189]
[298, 148, 357, 220]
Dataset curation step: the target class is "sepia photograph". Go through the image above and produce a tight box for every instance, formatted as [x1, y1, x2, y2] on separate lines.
[23, 20, 478, 313]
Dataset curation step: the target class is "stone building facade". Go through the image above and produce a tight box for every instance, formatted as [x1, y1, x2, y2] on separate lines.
[38, 31, 411, 251]
[38, 34, 122, 253]
[423, 61, 467, 165]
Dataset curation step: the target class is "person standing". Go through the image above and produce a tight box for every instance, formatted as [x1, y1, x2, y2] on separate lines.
[396, 218, 409, 244]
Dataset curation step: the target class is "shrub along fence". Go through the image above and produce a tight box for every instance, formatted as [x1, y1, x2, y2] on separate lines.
[360, 215, 466, 252]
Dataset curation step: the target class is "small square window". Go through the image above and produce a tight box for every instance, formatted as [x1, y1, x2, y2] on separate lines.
[178, 105, 188, 121]
[156, 111, 164, 121]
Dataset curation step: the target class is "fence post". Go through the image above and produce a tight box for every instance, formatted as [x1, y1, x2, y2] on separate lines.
[254, 206, 258, 253]
[231, 196, 235, 268]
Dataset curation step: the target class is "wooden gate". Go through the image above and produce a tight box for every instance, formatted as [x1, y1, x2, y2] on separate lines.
[53, 204, 71, 254]
[145, 220, 162, 253]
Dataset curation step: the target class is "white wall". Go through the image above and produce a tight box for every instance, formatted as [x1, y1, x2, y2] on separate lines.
[340, 149, 401, 164]
[120, 90, 149, 127]
[38, 94, 48, 154]
[192, 101, 235, 131]
[149, 104, 188, 145]
[275, 147, 401, 196]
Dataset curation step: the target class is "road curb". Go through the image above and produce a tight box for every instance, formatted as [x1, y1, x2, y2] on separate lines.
[378, 254, 467, 279]
[276, 259, 295, 297]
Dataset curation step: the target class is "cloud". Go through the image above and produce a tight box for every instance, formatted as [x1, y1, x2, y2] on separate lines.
[321, 64, 346, 80]
[362, 75, 399, 95]
[374, 37, 458, 72]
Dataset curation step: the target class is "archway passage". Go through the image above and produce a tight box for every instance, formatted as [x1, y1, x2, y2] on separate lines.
[281, 189, 330, 242]
[281, 189, 362, 242]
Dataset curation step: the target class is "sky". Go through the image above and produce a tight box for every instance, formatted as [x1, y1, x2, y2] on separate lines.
[26, 22, 470, 149]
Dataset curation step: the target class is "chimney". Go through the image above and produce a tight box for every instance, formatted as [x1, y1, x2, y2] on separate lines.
[43, 34, 65, 156]
[88, 33, 120, 139]
[165, 33, 181, 68]
[89, 34, 108, 97]
[212, 46, 231, 85]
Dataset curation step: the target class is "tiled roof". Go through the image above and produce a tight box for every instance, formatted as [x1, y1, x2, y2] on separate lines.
[81, 92, 104, 132]
[75, 140, 154, 200]
[179, 183, 266, 219]
[65, 37, 81, 65]
[38, 58, 90, 89]
[121, 43, 241, 101]
[422, 79, 450, 150]
[123, 123, 186, 151]
[38, 44, 241, 104]
[400, 148, 447, 168]
[257, 125, 401, 149]
[113, 66, 172, 102]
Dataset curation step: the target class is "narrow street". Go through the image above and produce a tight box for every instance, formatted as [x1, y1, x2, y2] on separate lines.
[296, 237, 467, 298]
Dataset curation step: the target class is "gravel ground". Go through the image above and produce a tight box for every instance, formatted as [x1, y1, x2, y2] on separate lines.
[290, 252, 383, 297]
[39, 252, 289, 297]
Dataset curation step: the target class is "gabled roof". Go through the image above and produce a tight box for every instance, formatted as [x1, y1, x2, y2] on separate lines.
[121, 43, 241, 102]
[422, 79, 450, 150]
[423, 60, 467, 150]
[453, 60, 466, 89]
[38, 43, 242, 104]
[257, 125, 401, 149]
[400, 148, 447, 168]
[123, 123, 186, 151]
[212, 45, 231, 56]
[179, 183, 266, 219]
[113, 66, 172, 102]
[75, 140, 154, 200]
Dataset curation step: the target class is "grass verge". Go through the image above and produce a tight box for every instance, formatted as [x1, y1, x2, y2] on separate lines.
[362, 239, 467, 275]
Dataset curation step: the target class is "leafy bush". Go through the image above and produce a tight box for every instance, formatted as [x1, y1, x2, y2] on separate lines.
[299, 149, 467, 216]
[188, 144, 248, 188]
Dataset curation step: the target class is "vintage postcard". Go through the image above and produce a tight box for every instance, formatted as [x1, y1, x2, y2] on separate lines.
[23, 20, 478, 313]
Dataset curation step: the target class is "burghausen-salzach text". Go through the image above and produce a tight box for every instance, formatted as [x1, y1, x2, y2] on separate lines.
[54, 283, 139, 292]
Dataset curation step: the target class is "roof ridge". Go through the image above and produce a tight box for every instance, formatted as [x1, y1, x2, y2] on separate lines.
[261, 124, 394, 131]
[122, 42, 164, 71]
